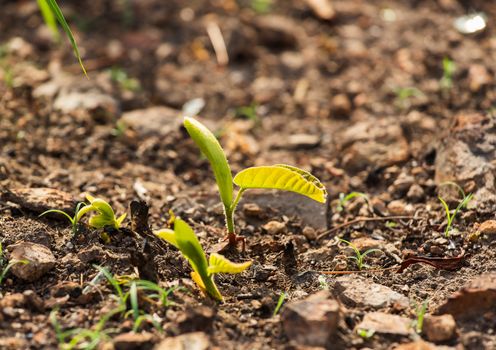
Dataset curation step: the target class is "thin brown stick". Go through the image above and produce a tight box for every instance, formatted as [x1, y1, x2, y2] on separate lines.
[316, 215, 415, 241]
[319, 266, 399, 275]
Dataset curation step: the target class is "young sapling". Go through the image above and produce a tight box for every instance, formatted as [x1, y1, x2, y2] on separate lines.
[438, 182, 473, 238]
[39, 202, 87, 235]
[154, 217, 252, 301]
[339, 238, 382, 271]
[440, 57, 456, 91]
[184, 117, 327, 249]
[413, 299, 428, 334]
[82, 194, 127, 230]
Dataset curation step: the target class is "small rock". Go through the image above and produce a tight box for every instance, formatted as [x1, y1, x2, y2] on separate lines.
[355, 312, 412, 336]
[287, 134, 321, 150]
[120, 106, 182, 137]
[281, 291, 340, 347]
[7, 242, 56, 282]
[305, 0, 335, 20]
[341, 118, 409, 171]
[387, 200, 413, 216]
[154, 332, 210, 350]
[113, 332, 155, 350]
[77, 245, 106, 264]
[302, 226, 317, 240]
[437, 272, 496, 320]
[263, 221, 287, 235]
[407, 184, 425, 202]
[389, 174, 414, 195]
[468, 64, 491, 92]
[242, 203, 263, 218]
[54, 91, 118, 120]
[1, 188, 76, 215]
[350, 237, 384, 251]
[478, 220, 496, 235]
[333, 276, 409, 309]
[0, 337, 29, 350]
[330, 93, 351, 118]
[423, 314, 457, 342]
[253, 15, 299, 48]
[0, 293, 25, 308]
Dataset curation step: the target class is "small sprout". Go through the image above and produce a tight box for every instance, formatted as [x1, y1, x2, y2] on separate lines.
[39, 202, 87, 235]
[110, 120, 128, 137]
[336, 192, 369, 212]
[438, 182, 473, 238]
[394, 87, 424, 109]
[385, 221, 398, 228]
[357, 328, 375, 339]
[83, 194, 127, 230]
[318, 275, 329, 290]
[184, 117, 327, 249]
[440, 57, 456, 91]
[235, 103, 259, 123]
[0, 242, 28, 286]
[251, 0, 272, 13]
[109, 67, 140, 92]
[339, 238, 382, 271]
[413, 299, 428, 333]
[154, 217, 252, 301]
[273, 292, 286, 316]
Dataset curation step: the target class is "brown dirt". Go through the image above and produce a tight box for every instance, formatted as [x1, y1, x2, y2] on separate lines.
[1, 0, 496, 349]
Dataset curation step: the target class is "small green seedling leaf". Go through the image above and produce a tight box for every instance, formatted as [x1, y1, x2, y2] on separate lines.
[44, 0, 87, 76]
[84, 194, 127, 230]
[233, 164, 327, 203]
[155, 218, 251, 301]
[183, 117, 233, 209]
[38, 0, 60, 41]
[273, 292, 286, 316]
[207, 253, 252, 275]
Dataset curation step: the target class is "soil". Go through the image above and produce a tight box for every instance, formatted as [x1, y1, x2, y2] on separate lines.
[1, 0, 496, 349]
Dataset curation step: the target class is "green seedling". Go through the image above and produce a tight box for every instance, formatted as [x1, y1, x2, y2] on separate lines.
[336, 192, 369, 212]
[235, 103, 259, 123]
[273, 292, 286, 316]
[394, 87, 424, 109]
[39, 202, 87, 235]
[318, 275, 329, 290]
[251, 0, 272, 13]
[109, 67, 140, 92]
[184, 117, 327, 248]
[357, 328, 375, 339]
[154, 217, 252, 301]
[339, 238, 382, 271]
[37, 0, 86, 75]
[51, 308, 121, 350]
[440, 57, 456, 91]
[413, 299, 428, 334]
[82, 194, 127, 230]
[0, 242, 28, 286]
[438, 182, 473, 238]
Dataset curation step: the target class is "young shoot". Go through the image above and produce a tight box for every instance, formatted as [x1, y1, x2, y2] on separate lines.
[184, 117, 327, 249]
[39, 202, 87, 235]
[413, 299, 428, 334]
[273, 292, 286, 316]
[357, 328, 375, 340]
[336, 192, 369, 212]
[440, 57, 456, 91]
[438, 182, 473, 238]
[0, 242, 28, 286]
[154, 217, 252, 301]
[339, 238, 382, 271]
[82, 194, 127, 230]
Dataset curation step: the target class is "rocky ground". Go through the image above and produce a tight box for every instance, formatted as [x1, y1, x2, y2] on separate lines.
[0, 0, 495, 349]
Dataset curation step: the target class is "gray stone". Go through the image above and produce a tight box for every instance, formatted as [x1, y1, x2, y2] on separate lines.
[281, 291, 340, 347]
[7, 242, 56, 282]
[333, 276, 409, 309]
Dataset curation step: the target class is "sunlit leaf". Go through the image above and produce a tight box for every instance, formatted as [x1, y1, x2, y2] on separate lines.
[173, 218, 209, 277]
[233, 164, 327, 203]
[154, 228, 178, 248]
[207, 253, 252, 275]
[37, 0, 60, 41]
[183, 117, 233, 209]
[45, 0, 87, 76]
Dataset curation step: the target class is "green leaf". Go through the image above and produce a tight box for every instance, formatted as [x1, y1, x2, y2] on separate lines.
[183, 117, 233, 209]
[45, 0, 87, 76]
[154, 228, 178, 248]
[173, 218, 209, 277]
[233, 164, 327, 203]
[37, 0, 60, 41]
[207, 253, 252, 275]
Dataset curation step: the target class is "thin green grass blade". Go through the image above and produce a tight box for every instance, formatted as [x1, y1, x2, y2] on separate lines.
[45, 0, 87, 76]
[37, 0, 60, 41]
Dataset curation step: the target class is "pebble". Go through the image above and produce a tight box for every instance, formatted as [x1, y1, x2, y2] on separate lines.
[1, 187, 77, 215]
[407, 184, 425, 202]
[153, 332, 210, 350]
[387, 200, 413, 216]
[281, 291, 340, 347]
[7, 242, 56, 282]
[262, 221, 287, 235]
[423, 314, 457, 342]
[302, 226, 317, 240]
[355, 312, 412, 336]
[113, 332, 155, 350]
[478, 220, 496, 235]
